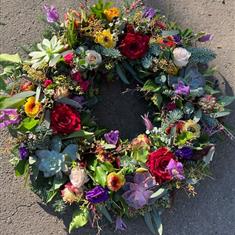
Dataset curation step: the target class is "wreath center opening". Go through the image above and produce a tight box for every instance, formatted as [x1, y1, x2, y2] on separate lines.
[93, 80, 149, 139]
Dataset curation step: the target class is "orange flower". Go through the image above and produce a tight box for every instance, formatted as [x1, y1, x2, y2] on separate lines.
[104, 7, 120, 21]
[24, 97, 42, 118]
[107, 172, 125, 192]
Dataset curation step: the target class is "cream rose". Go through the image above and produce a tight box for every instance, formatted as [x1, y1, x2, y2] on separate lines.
[69, 166, 88, 188]
[85, 50, 102, 68]
[173, 47, 191, 68]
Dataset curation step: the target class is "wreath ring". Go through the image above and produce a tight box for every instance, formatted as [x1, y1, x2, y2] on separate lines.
[0, 1, 234, 234]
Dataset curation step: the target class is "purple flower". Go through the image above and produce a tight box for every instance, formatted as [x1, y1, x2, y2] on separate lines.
[175, 147, 193, 160]
[85, 186, 109, 204]
[0, 109, 20, 128]
[175, 81, 190, 96]
[173, 35, 181, 43]
[166, 159, 185, 180]
[104, 130, 119, 145]
[71, 95, 86, 108]
[198, 34, 214, 42]
[43, 5, 59, 23]
[122, 172, 156, 209]
[143, 7, 157, 19]
[19, 144, 29, 160]
[115, 217, 127, 231]
[141, 113, 153, 131]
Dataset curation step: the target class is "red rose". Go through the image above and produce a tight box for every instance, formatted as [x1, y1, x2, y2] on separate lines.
[50, 103, 81, 134]
[146, 147, 175, 184]
[119, 32, 150, 59]
[63, 52, 74, 64]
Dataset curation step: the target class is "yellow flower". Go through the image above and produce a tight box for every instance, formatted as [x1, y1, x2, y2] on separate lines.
[95, 29, 116, 48]
[107, 172, 125, 192]
[182, 120, 201, 139]
[24, 97, 42, 118]
[104, 7, 120, 21]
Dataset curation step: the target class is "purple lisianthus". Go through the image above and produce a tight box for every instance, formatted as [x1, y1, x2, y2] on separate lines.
[141, 113, 153, 131]
[115, 217, 127, 231]
[0, 109, 20, 128]
[104, 130, 119, 145]
[198, 34, 214, 42]
[143, 7, 157, 19]
[166, 159, 185, 180]
[85, 186, 109, 204]
[43, 5, 59, 23]
[19, 144, 29, 160]
[175, 147, 193, 160]
[173, 35, 181, 44]
[122, 172, 156, 209]
[175, 81, 190, 96]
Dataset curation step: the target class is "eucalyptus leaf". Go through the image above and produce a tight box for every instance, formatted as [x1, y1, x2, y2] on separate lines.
[50, 136, 62, 152]
[162, 30, 179, 37]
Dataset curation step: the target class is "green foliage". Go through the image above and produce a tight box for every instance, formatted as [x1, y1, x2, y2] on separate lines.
[150, 188, 168, 200]
[90, 0, 113, 19]
[116, 63, 130, 84]
[15, 159, 29, 177]
[94, 45, 121, 58]
[69, 208, 89, 233]
[65, 15, 78, 48]
[0, 91, 35, 109]
[0, 53, 22, 65]
[187, 47, 216, 64]
[141, 44, 160, 69]
[144, 208, 163, 235]
[218, 96, 235, 107]
[142, 80, 161, 93]
[18, 118, 39, 131]
[166, 109, 184, 124]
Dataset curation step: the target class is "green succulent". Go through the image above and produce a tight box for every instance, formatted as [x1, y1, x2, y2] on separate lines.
[36, 136, 79, 177]
[29, 35, 64, 69]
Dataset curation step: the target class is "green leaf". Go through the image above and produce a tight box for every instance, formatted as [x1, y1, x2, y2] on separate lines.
[142, 80, 161, 93]
[97, 205, 112, 223]
[162, 30, 179, 37]
[152, 208, 163, 235]
[122, 61, 143, 84]
[0, 53, 21, 65]
[150, 188, 168, 199]
[218, 96, 235, 106]
[69, 208, 89, 233]
[57, 97, 82, 108]
[21, 117, 39, 130]
[144, 212, 155, 235]
[15, 159, 29, 177]
[151, 94, 162, 109]
[193, 109, 202, 123]
[0, 91, 35, 109]
[62, 130, 94, 140]
[46, 190, 58, 203]
[116, 64, 130, 84]
[94, 166, 107, 187]
[210, 111, 231, 118]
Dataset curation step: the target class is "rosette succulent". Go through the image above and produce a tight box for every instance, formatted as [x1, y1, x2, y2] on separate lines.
[36, 136, 78, 177]
[29, 35, 64, 69]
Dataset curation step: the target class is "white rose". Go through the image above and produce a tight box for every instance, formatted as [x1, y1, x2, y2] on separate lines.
[173, 47, 191, 68]
[69, 166, 88, 188]
[85, 50, 102, 68]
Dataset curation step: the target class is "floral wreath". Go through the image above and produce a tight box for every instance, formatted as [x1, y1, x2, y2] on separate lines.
[0, 1, 234, 234]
